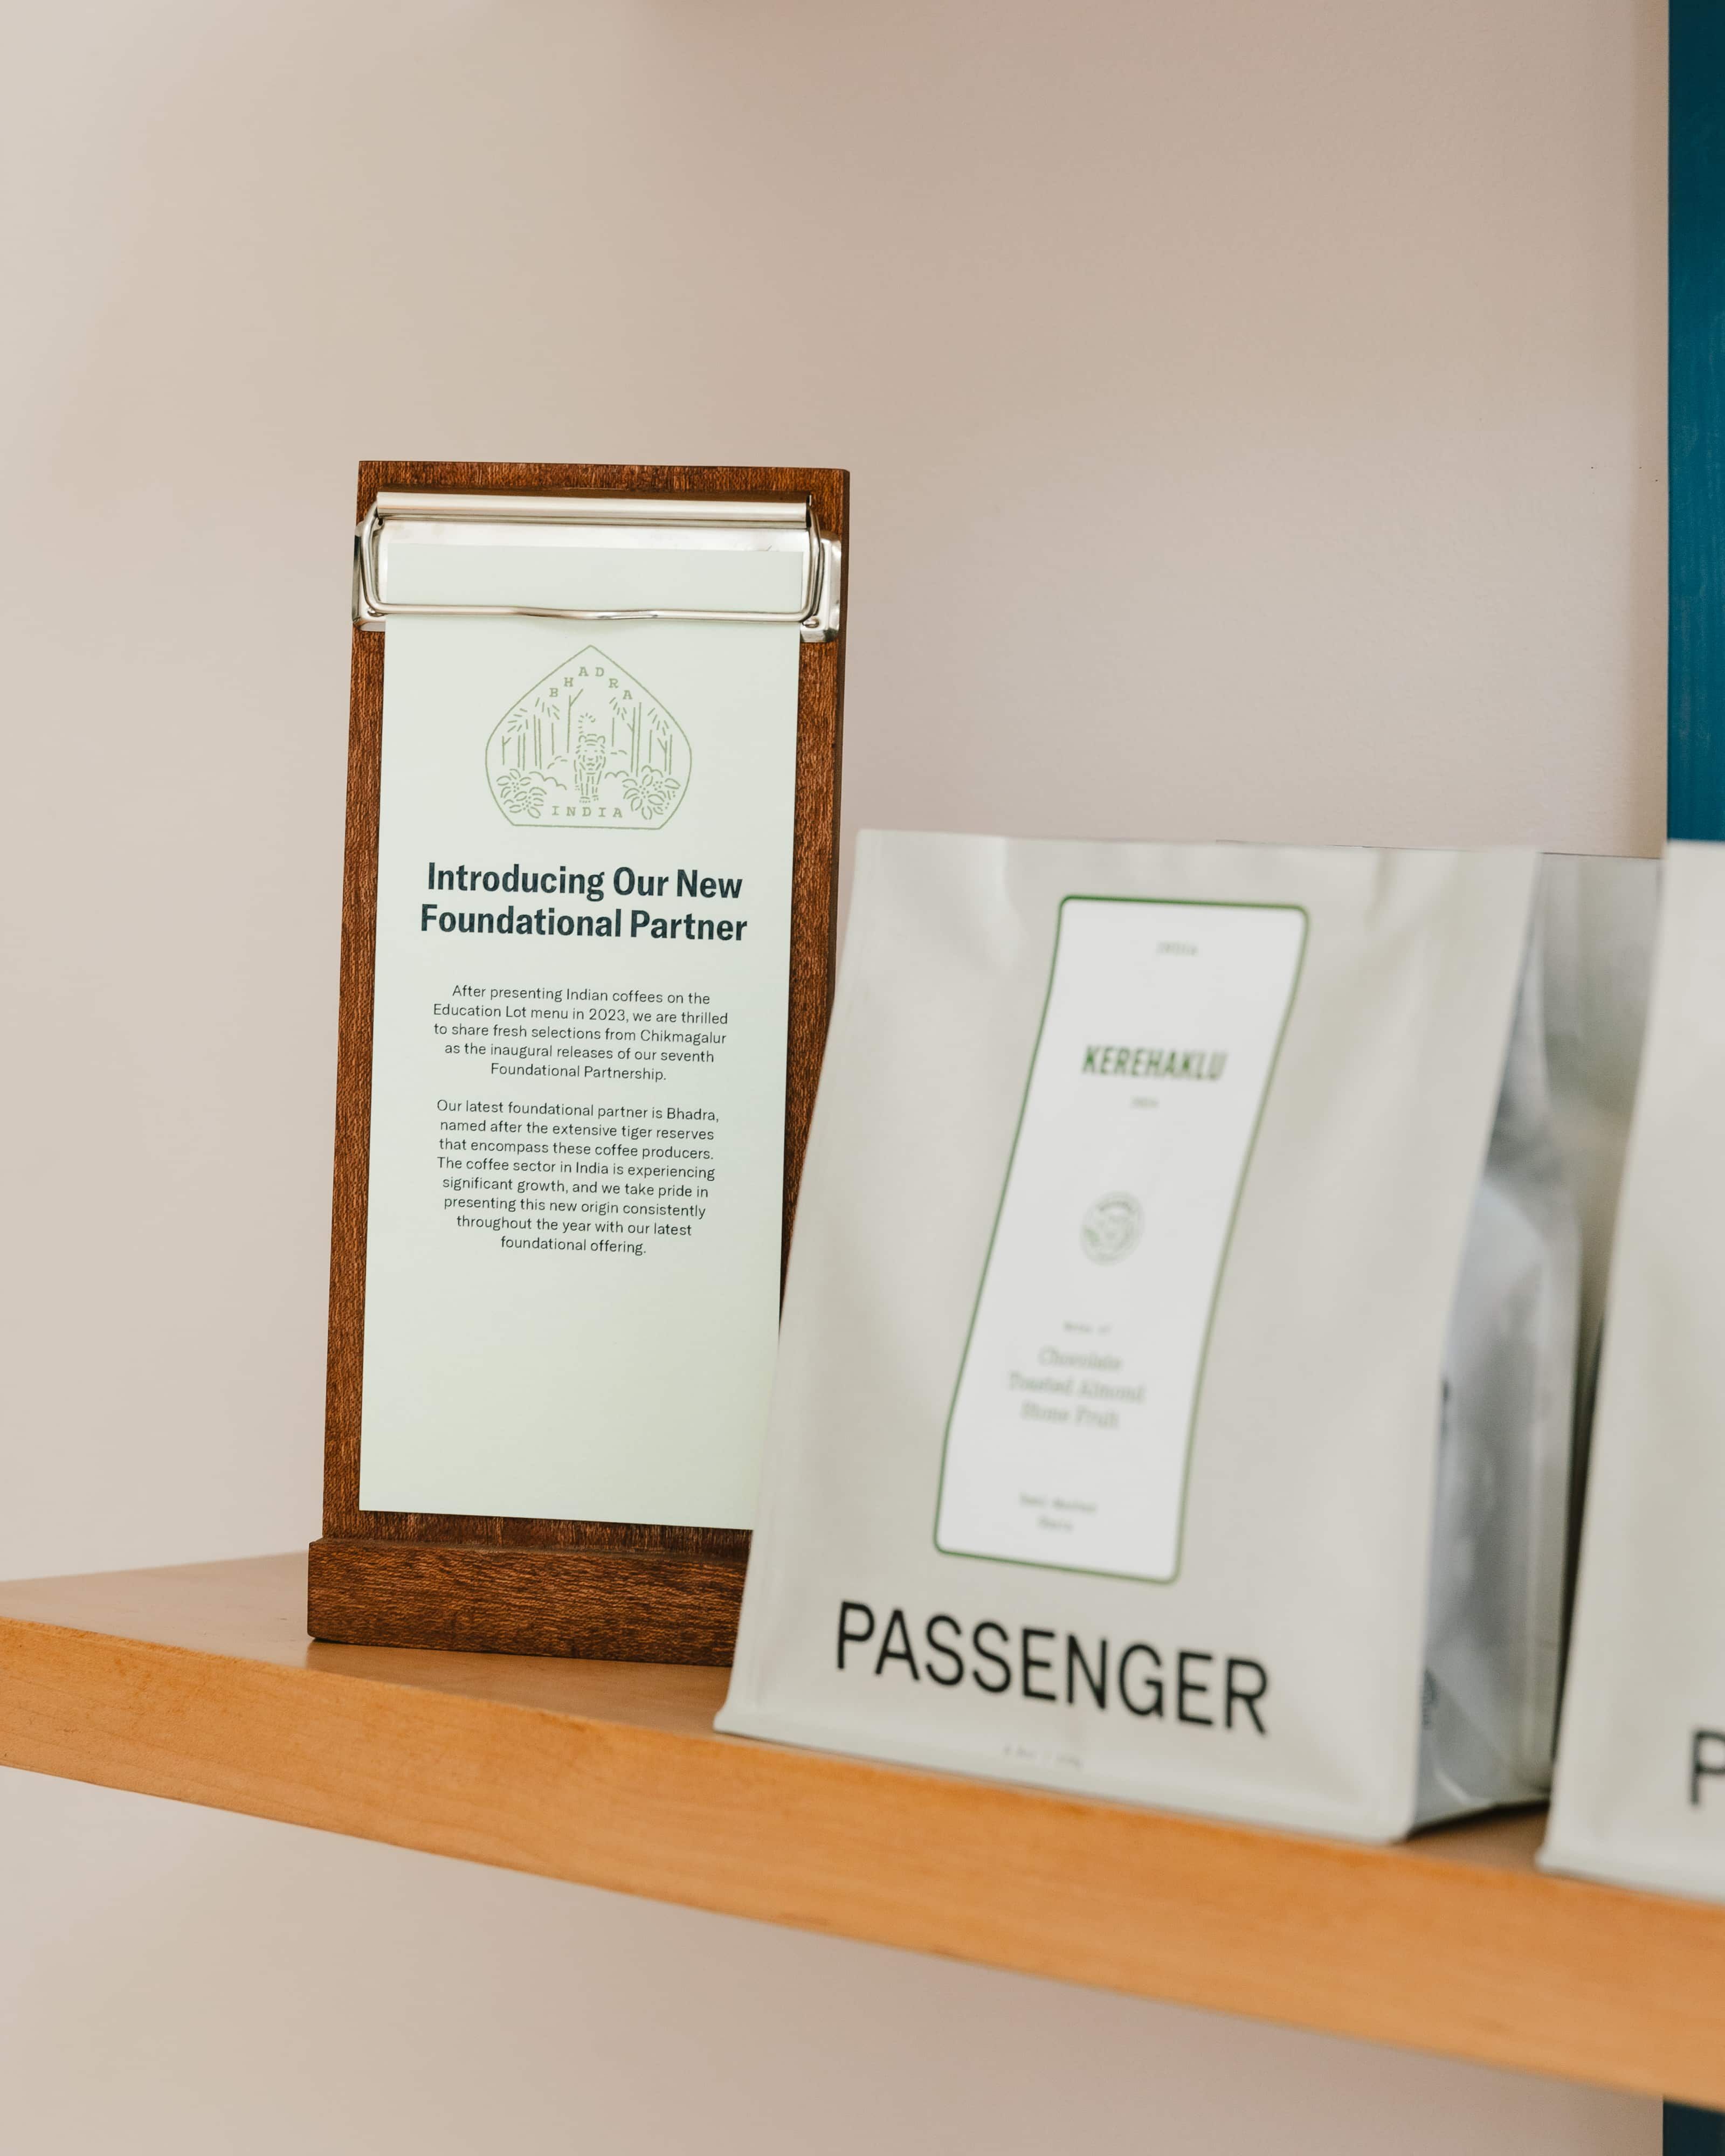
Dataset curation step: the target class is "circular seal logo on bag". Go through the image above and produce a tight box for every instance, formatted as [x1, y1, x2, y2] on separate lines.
[1080, 1192, 1143, 1264]
[486, 645, 691, 830]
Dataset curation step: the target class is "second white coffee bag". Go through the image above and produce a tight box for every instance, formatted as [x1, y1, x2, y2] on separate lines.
[1544, 842, 1725, 1898]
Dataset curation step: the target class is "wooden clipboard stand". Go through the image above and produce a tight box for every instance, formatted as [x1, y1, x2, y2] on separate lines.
[308, 460, 847, 1663]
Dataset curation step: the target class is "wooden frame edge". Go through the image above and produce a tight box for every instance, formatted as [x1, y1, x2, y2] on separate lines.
[314, 461, 848, 1659]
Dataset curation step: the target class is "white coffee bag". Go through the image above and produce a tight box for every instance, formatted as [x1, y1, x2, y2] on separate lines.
[720, 833, 1585, 1841]
[1542, 842, 1725, 1898]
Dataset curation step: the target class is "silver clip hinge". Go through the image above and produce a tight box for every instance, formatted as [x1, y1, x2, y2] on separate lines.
[353, 492, 841, 644]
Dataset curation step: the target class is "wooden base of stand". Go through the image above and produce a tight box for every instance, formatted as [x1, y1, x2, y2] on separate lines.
[306, 1537, 748, 1663]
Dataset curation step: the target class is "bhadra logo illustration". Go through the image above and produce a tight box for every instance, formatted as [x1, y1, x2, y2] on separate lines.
[486, 645, 692, 830]
[1080, 1192, 1144, 1264]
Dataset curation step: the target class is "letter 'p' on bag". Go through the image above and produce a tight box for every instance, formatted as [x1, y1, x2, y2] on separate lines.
[719, 833, 1607, 1841]
[1543, 842, 1725, 1897]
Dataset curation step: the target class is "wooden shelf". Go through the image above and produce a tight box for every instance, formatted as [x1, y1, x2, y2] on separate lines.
[2, 1555, 1721, 2105]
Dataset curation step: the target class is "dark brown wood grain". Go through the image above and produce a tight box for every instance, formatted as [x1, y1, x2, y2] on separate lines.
[313, 460, 848, 1660]
[306, 1539, 747, 1662]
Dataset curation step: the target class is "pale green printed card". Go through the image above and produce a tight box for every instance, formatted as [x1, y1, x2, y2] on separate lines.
[936, 897, 1306, 1581]
[357, 614, 799, 1525]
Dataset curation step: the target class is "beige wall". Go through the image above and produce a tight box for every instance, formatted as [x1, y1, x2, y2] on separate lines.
[0, 1, 1662, 2147]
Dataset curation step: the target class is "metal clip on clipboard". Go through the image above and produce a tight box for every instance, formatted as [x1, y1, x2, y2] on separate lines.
[354, 492, 843, 644]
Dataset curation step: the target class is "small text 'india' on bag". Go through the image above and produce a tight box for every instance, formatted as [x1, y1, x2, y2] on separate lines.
[719, 833, 1638, 1842]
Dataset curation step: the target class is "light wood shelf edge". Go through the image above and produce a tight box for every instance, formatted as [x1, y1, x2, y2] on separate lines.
[0, 1554, 1719, 2105]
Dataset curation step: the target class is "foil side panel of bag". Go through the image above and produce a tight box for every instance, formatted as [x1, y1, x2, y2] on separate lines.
[1535, 852, 1660, 1672]
[1417, 908, 1581, 1825]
